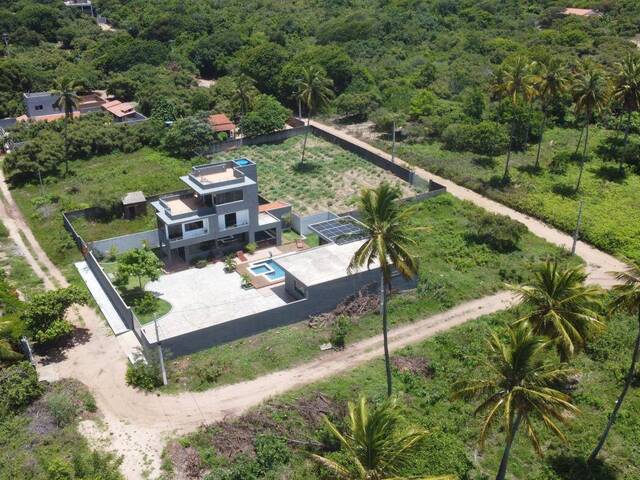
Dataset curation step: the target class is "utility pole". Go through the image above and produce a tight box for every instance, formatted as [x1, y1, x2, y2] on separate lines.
[297, 98, 302, 120]
[571, 199, 584, 255]
[391, 120, 396, 163]
[154, 315, 168, 386]
[2, 33, 9, 57]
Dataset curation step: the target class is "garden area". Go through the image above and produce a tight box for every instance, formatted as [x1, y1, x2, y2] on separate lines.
[163, 304, 639, 480]
[379, 126, 640, 264]
[161, 194, 579, 392]
[214, 135, 415, 213]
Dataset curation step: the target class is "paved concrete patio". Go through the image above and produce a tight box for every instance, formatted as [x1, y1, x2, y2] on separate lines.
[142, 262, 293, 342]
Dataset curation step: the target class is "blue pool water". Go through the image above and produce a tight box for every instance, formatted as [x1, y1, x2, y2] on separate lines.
[249, 259, 285, 281]
[234, 158, 251, 166]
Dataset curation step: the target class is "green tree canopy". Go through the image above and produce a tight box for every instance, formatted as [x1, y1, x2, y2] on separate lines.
[22, 287, 87, 344]
[116, 247, 163, 290]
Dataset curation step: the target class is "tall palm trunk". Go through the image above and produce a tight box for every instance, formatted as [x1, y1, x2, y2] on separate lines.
[503, 119, 516, 181]
[575, 112, 590, 193]
[63, 119, 69, 176]
[589, 309, 640, 463]
[535, 109, 548, 169]
[300, 115, 311, 166]
[620, 110, 632, 173]
[575, 125, 585, 155]
[496, 414, 522, 480]
[380, 272, 392, 397]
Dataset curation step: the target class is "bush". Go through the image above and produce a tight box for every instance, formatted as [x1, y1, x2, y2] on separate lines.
[0, 361, 43, 415]
[133, 292, 157, 315]
[330, 316, 351, 349]
[475, 213, 527, 252]
[254, 434, 290, 471]
[442, 121, 508, 157]
[245, 242, 258, 254]
[194, 259, 208, 269]
[47, 392, 79, 427]
[125, 359, 163, 391]
[239, 94, 289, 137]
[188, 359, 225, 389]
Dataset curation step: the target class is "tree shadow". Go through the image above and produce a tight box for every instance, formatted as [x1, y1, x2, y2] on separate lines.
[551, 182, 577, 198]
[592, 165, 626, 184]
[483, 175, 511, 190]
[35, 326, 92, 365]
[472, 156, 497, 169]
[292, 162, 321, 174]
[547, 455, 618, 480]
[516, 163, 543, 176]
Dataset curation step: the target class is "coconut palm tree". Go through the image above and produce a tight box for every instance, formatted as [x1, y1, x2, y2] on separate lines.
[53, 81, 80, 176]
[348, 183, 418, 397]
[510, 259, 605, 361]
[589, 263, 640, 463]
[571, 61, 609, 193]
[611, 54, 640, 172]
[296, 65, 334, 166]
[311, 396, 452, 480]
[454, 325, 578, 480]
[533, 58, 569, 169]
[232, 73, 258, 117]
[492, 56, 537, 181]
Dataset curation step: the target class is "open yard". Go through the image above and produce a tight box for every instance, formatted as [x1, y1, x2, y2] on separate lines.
[162, 194, 578, 392]
[213, 135, 415, 213]
[377, 126, 640, 264]
[166, 305, 640, 480]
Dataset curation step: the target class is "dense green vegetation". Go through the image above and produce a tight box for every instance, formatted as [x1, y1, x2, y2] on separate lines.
[163, 194, 575, 392]
[166, 305, 639, 480]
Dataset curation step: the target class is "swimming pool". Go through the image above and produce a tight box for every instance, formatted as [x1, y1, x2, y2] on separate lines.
[249, 259, 285, 281]
[234, 158, 251, 167]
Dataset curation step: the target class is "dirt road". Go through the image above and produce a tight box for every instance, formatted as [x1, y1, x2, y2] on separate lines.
[0, 134, 627, 480]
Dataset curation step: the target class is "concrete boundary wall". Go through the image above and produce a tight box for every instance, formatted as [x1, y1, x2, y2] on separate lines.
[206, 126, 307, 155]
[90, 230, 159, 256]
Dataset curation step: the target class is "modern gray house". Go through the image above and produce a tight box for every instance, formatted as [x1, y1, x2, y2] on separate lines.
[151, 158, 285, 263]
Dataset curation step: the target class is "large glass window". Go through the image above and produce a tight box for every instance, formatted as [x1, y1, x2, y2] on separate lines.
[184, 220, 204, 232]
[214, 190, 243, 205]
[167, 224, 182, 240]
[224, 212, 237, 229]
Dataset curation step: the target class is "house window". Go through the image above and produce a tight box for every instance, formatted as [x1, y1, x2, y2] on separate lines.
[34, 105, 44, 111]
[184, 220, 204, 232]
[214, 190, 243, 205]
[224, 212, 237, 229]
[167, 224, 182, 240]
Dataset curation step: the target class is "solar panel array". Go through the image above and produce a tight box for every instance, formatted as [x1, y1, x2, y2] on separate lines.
[309, 216, 367, 245]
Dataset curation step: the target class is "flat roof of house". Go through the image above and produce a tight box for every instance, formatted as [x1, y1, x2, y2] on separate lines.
[23, 92, 54, 99]
[164, 195, 199, 216]
[208, 113, 235, 132]
[563, 7, 601, 16]
[102, 100, 137, 118]
[122, 191, 146, 205]
[276, 240, 376, 287]
[259, 201, 290, 213]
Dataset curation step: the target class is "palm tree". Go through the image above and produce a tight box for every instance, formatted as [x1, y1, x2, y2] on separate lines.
[611, 54, 640, 172]
[53, 81, 80, 176]
[510, 259, 605, 361]
[296, 65, 334, 166]
[533, 58, 569, 169]
[348, 183, 419, 397]
[311, 396, 452, 480]
[454, 325, 578, 480]
[571, 61, 609, 193]
[232, 73, 257, 117]
[589, 263, 640, 463]
[492, 56, 537, 181]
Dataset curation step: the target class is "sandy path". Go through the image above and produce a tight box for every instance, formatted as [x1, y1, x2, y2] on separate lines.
[0, 129, 627, 480]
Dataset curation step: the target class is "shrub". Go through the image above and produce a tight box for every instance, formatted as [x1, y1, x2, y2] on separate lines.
[224, 255, 236, 273]
[125, 359, 163, 391]
[241, 273, 253, 289]
[254, 434, 290, 471]
[0, 361, 43, 415]
[475, 213, 527, 252]
[330, 316, 351, 349]
[46, 457, 75, 480]
[245, 242, 258, 254]
[442, 121, 508, 157]
[194, 259, 208, 269]
[47, 391, 79, 427]
[189, 359, 224, 389]
[134, 292, 157, 315]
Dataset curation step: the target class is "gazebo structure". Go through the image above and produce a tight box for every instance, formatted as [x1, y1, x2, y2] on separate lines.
[122, 191, 147, 220]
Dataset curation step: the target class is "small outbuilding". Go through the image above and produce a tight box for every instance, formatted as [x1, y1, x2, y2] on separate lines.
[122, 191, 147, 219]
[208, 113, 236, 139]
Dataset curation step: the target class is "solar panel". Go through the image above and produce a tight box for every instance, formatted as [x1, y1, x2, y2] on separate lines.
[308, 216, 367, 245]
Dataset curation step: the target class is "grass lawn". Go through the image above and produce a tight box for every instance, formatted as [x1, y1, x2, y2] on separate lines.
[101, 261, 172, 324]
[214, 135, 415, 214]
[0, 224, 44, 300]
[377, 126, 640, 264]
[166, 306, 640, 480]
[162, 194, 578, 392]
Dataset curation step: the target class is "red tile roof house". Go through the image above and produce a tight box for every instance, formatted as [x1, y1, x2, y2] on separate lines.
[101, 100, 146, 123]
[208, 113, 236, 139]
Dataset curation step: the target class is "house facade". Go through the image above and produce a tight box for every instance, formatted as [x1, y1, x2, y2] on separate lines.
[151, 158, 284, 263]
